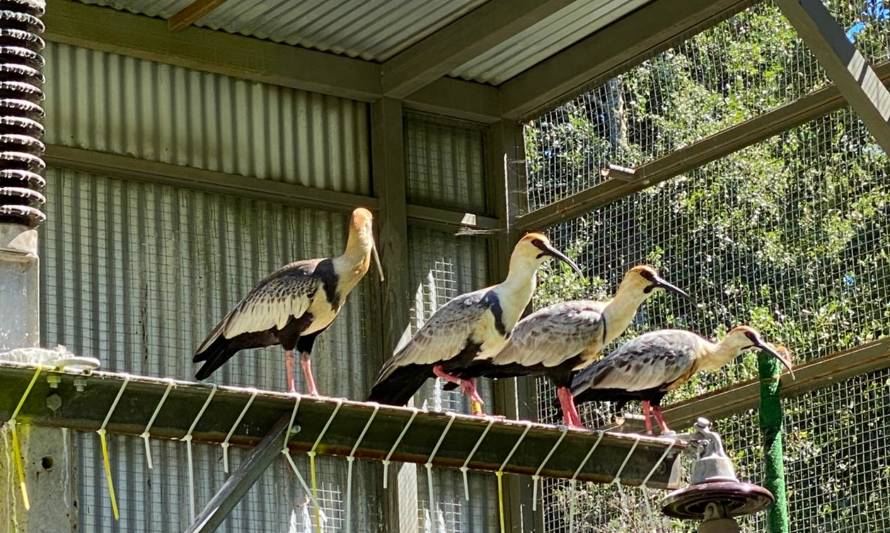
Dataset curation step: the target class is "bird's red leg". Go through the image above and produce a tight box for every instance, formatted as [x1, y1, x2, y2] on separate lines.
[556, 387, 581, 428]
[300, 352, 319, 396]
[432, 365, 462, 385]
[285, 350, 297, 394]
[641, 401, 654, 435]
[652, 406, 672, 435]
[460, 379, 486, 416]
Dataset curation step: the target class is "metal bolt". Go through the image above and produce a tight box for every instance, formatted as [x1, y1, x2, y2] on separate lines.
[46, 393, 61, 412]
[46, 374, 60, 389]
[73, 377, 86, 392]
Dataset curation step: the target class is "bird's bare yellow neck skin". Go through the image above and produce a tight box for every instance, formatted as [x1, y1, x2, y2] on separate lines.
[600, 274, 659, 345]
[333, 220, 374, 294]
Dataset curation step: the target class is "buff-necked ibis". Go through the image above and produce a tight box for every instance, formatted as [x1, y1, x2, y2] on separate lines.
[193, 207, 384, 394]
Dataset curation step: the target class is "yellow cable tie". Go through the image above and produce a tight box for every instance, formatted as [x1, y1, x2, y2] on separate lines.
[98, 429, 119, 520]
[496, 471, 505, 533]
[6, 365, 43, 512]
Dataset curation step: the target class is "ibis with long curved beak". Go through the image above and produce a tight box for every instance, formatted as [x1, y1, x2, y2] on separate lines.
[571, 326, 795, 434]
[367, 233, 582, 414]
[461, 265, 688, 427]
[193, 207, 384, 394]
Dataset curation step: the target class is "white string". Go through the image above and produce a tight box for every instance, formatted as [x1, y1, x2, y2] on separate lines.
[568, 431, 604, 530]
[425, 412, 457, 530]
[382, 408, 420, 490]
[140, 378, 175, 470]
[181, 384, 217, 522]
[498, 421, 533, 474]
[221, 388, 258, 474]
[610, 435, 642, 486]
[460, 418, 495, 501]
[309, 398, 344, 455]
[283, 450, 328, 524]
[279, 394, 329, 527]
[345, 405, 379, 533]
[282, 394, 301, 452]
[99, 374, 131, 432]
[640, 438, 679, 517]
[531, 426, 568, 512]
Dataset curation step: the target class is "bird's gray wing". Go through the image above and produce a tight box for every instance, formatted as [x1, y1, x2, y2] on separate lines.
[376, 290, 489, 380]
[576, 330, 697, 393]
[197, 260, 318, 352]
[493, 301, 606, 368]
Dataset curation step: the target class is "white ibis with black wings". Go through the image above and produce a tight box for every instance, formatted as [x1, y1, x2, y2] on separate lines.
[461, 266, 688, 427]
[193, 207, 384, 394]
[571, 326, 795, 434]
[367, 233, 582, 414]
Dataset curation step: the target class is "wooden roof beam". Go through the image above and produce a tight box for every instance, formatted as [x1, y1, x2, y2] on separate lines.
[382, 0, 575, 98]
[168, 0, 225, 32]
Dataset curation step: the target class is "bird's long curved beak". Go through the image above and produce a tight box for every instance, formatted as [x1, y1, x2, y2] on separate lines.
[651, 274, 690, 300]
[544, 244, 584, 277]
[371, 241, 385, 282]
[758, 342, 795, 379]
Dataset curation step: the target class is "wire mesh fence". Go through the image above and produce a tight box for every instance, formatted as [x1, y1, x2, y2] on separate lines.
[524, 0, 890, 212]
[525, 1, 890, 527]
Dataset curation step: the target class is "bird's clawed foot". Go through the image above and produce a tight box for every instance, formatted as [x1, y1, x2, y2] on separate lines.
[461, 379, 486, 416]
[556, 387, 584, 429]
[641, 402, 672, 435]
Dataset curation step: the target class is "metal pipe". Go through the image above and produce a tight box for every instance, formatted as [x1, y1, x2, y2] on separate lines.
[758, 350, 790, 532]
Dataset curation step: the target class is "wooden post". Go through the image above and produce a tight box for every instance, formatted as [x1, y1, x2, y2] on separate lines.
[371, 97, 418, 533]
[485, 120, 540, 532]
[776, 0, 890, 153]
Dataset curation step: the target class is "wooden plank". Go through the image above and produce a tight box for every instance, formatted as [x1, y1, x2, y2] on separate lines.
[382, 0, 574, 98]
[0, 362, 686, 488]
[405, 204, 499, 234]
[498, 0, 754, 120]
[404, 77, 502, 124]
[776, 0, 890, 153]
[44, 144, 494, 233]
[168, 0, 224, 32]
[44, 144, 376, 214]
[44, 0, 501, 121]
[516, 60, 890, 231]
[186, 416, 293, 532]
[662, 338, 890, 430]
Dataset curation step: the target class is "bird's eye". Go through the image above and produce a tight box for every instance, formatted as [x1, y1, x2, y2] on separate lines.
[745, 331, 757, 343]
[639, 269, 655, 281]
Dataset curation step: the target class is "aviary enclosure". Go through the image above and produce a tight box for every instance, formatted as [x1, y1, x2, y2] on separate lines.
[0, 0, 887, 532]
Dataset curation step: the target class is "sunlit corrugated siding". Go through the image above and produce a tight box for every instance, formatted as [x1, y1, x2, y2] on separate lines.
[75, 0, 487, 61]
[406, 226, 498, 532]
[40, 35, 379, 530]
[451, 0, 650, 84]
[44, 42, 371, 194]
[41, 167, 382, 531]
[405, 112, 486, 213]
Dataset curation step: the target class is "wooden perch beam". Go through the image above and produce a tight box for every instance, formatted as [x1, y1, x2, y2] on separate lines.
[0, 362, 685, 488]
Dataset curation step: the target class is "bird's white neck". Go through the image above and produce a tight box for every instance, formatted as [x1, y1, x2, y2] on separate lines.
[333, 230, 372, 293]
[600, 284, 653, 344]
[492, 255, 541, 328]
[697, 337, 745, 371]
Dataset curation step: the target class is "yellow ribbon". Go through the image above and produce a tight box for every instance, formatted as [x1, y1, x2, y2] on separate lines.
[496, 471, 505, 533]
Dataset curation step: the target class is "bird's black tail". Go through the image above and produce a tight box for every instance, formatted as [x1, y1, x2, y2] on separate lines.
[193, 336, 239, 381]
[367, 365, 432, 406]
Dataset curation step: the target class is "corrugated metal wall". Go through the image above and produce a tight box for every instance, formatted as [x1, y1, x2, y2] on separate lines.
[44, 42, 371, 194]
[405, 112, 486, 213]
[39, 41, 381, 531]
